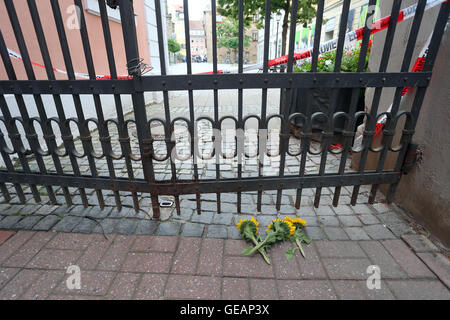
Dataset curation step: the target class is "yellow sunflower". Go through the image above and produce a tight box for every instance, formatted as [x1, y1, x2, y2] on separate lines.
[286, 220, 296, 236]
[236, 217, 259, 235]
[266, 218, 281, 232]
[284, 216, 307, 227]
[266, 218, 295, 236]
[292, 217, 307, 227]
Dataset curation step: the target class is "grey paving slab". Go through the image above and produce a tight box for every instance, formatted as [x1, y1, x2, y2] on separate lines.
[181, 222, 205, 237]
[0, 216, 24, 229]
[72, 218, 98, 234]
[12, 216, 42, 230]
[401, 234, 439, 253]
[156, 221, 182, 236]
[32, 215, 60, 231]
[134, 220, 159, 235]
[206, 225, 228, 239]
[323, 227, 350, 241]
[52, 216, 83, 232]
[344, 227, 370, 241]
[114, 219, 138, 235]
[93, 218, 120, 234]
[304, 227, 325, 240]
[363, 225, 396, 240]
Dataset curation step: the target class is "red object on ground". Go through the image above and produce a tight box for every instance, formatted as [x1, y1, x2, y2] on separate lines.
[330, 143, 342, 151]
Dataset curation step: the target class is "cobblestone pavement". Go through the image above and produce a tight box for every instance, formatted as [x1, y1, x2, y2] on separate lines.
[0, 95, 448, 299]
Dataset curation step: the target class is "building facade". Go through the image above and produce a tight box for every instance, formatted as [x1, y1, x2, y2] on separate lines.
[167, 3, 186, 56]
[203, 5, 259, 65]
[257, 0, 373, 64]
[189, 20, 206, 58]
[321, 0, 373, 42]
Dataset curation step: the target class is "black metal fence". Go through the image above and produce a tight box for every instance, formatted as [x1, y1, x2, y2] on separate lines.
[0, 0, 448, 220]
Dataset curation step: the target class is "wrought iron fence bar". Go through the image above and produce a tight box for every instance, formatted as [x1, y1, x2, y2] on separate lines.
[276, 0, 298, 210]
[157, 0, 181, 215]
[0, 72, 431, 94]
[52, 1, 105, 209]
[334, 0, 351, 73]
[98, 0, 140, 212]
[0, 129, 15, 201]
[285, 0, 298, 74]
[0, 95, 26, 203]
[295, 0, 324, 209]
[75, 0, 120, 210]
[0, 93, 40, 202]
[294, 115, 312, 209]
[0, 170, 401, 195]
[238, 0, 244, 74]
[332, 0, 377, 207]
[351, 0, 402, 205]
[369, 0, 427, 204]
[386, 1, 449, 203]
[257, 0, 272, 212]
[98, 0, 118, 79]
[400, 0, 428, 73]
[26, 0, 73, 205]
[4, 0, 57, 204]
[311, 0, 325, 72]
[183, 0, 200, 215]
[49, 0, 95, 207]
[120, 0, 160, 219]
[0, 48, 42, 204]
[422, 1, 450, 73]
[313, 0, 351, 208]
[211, 0, 221, 213]
[236, 0, 244, 213]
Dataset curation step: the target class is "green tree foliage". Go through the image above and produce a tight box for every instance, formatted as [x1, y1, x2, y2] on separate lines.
[218, 0, 317, 57]
[217, 18, 251, 51]
[168, 38, 181, 54]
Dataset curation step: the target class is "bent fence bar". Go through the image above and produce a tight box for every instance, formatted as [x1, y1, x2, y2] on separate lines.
[0, 0, 448, 220]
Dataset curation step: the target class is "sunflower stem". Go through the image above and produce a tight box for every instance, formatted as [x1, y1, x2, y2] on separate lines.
[251, 236, 271, 265]
[295, 238, 306, 258]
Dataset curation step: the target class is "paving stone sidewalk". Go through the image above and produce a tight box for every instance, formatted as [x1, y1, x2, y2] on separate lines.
[0, 230, 448, 300]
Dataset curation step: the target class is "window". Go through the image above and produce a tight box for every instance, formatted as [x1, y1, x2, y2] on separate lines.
[324, 16, 336, 32]
[347, 9, 355, 32]
[325, 31, 334, 41]
[85, 0, 121, 22]
[252, 32, 258, 41]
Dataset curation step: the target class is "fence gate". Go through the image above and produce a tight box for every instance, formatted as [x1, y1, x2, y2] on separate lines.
[0, 0, 448, 220]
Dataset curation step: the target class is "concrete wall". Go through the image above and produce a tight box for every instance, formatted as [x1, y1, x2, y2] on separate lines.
[353, 0, 450, 247]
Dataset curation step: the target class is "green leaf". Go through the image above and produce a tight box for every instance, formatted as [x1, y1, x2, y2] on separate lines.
[285, 247, 298, 260]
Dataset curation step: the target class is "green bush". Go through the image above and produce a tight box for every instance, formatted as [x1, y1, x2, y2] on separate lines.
[294, 43, 372, 73]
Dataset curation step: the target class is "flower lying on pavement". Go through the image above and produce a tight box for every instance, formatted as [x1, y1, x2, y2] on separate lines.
[237, 217, 271, 264]
[240, 218, 294, 261]
[283, 216, 312, 260]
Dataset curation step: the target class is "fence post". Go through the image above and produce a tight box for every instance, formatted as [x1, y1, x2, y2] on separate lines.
[118, 0, 160, 220]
